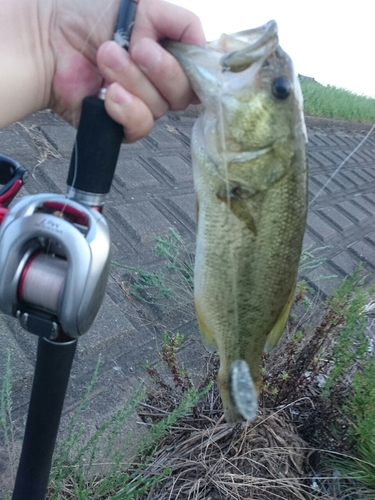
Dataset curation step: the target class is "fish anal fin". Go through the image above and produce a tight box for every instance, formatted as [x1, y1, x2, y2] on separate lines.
[264, 281, 296, 352]
[195, 196, 199, 234]
[216, 190, 257, 235]
[195, 297, 218, 352]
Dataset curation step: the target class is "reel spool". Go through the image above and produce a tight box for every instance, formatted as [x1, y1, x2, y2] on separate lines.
[0, 193, 111, 339]
[18, 252, 68, 314]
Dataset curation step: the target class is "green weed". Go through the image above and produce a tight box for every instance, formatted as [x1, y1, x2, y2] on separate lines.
[0, 351, 210, 499]
[322, 267, 373, 396]
[112, 263, 172, 304]
[296, 245, 337, 306]
[154, 228, 194, 291]
[0, 349, 15, 482]
[290, 264, 375, 493]
[330, 310, 375, 491]
[146, 331, 192, 393]
[299, 245, 332, 274]
[113, 228, 194, 310]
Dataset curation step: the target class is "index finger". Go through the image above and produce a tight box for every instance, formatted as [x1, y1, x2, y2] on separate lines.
[130, 0, 206, 47]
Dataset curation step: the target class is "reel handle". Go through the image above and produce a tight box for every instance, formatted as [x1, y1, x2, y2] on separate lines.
[0, 154, 27, 209]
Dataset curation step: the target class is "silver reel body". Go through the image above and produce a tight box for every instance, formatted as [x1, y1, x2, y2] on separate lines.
[0, 193, 111, 339]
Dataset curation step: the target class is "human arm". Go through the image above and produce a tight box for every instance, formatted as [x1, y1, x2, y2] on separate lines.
[0, 0, 205, 141]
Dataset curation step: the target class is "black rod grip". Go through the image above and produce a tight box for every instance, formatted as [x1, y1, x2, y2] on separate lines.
[67, 96, 123, 194]
[12, 337, 77, 500]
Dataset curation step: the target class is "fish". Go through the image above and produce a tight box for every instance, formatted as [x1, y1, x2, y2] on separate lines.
[165, 20, 308, 423]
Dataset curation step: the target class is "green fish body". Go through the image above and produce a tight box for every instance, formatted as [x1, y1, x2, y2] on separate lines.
[165, 21, 307, 422]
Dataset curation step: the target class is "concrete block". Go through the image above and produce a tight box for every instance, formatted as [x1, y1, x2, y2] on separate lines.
[337, 200, 370, 224]
[306, 212, 340, 244]
[317, 205, 355, 235]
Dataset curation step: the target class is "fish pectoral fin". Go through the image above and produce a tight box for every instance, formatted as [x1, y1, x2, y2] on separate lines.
[264, 281, 296, 352]
[228, 360, 258, 422]
[195, 298, 218, 352]
[229, 199, 257, 235]
[216, 189, 257, 235]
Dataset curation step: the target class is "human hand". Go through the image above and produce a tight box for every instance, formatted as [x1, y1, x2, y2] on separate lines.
[0, 0, 205, 133]
[50, 0, 206, 142]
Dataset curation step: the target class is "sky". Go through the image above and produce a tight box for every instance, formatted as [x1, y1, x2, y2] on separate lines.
[170, 0, 375, 99]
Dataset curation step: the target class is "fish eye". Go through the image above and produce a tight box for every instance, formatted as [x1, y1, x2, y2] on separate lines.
[231, 186, 242, 199]
[272, 76, 292, 100]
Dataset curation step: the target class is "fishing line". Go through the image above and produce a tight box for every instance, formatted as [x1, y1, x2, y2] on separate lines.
[309, 121, 375, 206]
[218, 70, 230, 203]
[218, 67, 241, 346]
[32, 2, 120, 307]
[65, 0, 119, 204]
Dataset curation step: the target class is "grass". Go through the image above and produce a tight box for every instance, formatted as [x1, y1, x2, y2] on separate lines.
[112, 232, 375, 497]
[301, 80, 375, 122]
[321, 267, 372, 396]
[3, 234, 375, 498]
[112, 228, 195, 319]
[120, 256, 375, 498]
[262, 265, 375, 497]
[320, 273, 375, 493]
[0, 349, 210, 499]
[0, 350, 16, 486]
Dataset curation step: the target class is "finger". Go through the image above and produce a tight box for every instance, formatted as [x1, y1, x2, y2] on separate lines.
[97, 40, 168, 119]
[131, 0, 206, 47]
[130, 37, 198, 110]
[104, 82, 154, 143]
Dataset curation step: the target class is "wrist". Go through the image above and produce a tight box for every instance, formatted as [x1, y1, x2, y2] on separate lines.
[0, 0, 55, 128]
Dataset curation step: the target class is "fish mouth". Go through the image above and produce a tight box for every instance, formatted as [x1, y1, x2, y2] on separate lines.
[219, 20, 279, 72]
[164, 20, 279, 77]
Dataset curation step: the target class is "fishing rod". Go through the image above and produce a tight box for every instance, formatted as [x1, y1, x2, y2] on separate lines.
[0, 1, 137, 499]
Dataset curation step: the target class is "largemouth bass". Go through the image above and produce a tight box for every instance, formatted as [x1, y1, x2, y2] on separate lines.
[165, 21, 307, 423]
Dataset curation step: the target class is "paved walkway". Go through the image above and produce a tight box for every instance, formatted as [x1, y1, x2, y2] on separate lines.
[0, 108, 375, 491]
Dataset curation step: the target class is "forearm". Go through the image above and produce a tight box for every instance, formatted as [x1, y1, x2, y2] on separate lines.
[0, 0, 54, 128]
[0, 0, 205, 140]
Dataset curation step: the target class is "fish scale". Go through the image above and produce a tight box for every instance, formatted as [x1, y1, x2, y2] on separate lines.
[165, 20, 307, 423]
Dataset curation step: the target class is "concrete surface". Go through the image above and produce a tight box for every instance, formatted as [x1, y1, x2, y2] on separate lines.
[0, 107, 375, 494]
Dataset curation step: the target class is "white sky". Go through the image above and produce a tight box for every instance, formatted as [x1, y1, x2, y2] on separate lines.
[170, 0, 375, 98]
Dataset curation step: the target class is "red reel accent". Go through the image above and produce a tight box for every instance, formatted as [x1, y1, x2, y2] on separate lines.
[42, 202, 89, 227]
[18, 252, 40, 302]
[0, 179, 23, 207]
[0, 206, 7, 224]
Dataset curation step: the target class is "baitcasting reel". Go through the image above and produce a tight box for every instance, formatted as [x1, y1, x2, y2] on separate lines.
[0, 0, 135, 343]
[0, 155, 111, 340]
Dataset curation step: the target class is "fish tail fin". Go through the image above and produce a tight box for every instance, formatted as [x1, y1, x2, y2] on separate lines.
[227, 360, 258, 422]
[264, 281, 296, 353]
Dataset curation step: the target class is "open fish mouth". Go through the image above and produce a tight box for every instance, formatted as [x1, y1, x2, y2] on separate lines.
[163, 19, 279, 81]
[212, 20, 279, 72]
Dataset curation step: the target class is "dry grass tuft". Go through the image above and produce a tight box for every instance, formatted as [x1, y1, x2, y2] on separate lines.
[136, 361, 312, 500]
